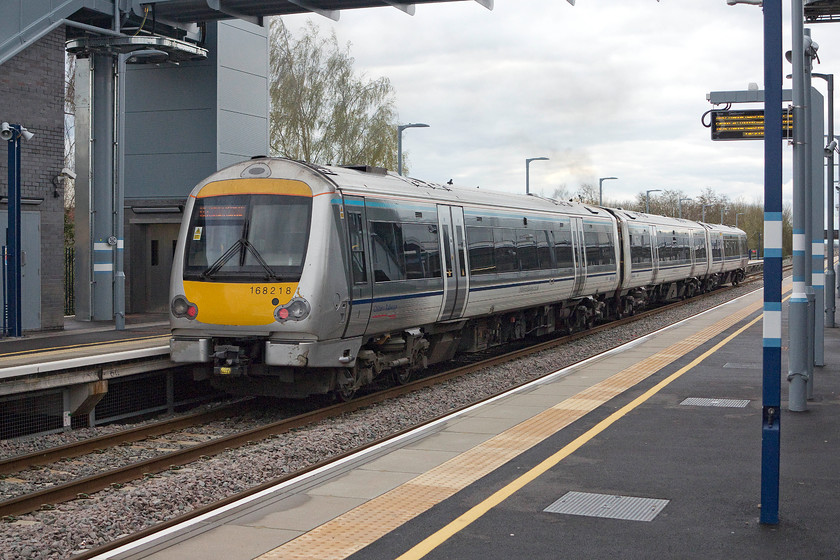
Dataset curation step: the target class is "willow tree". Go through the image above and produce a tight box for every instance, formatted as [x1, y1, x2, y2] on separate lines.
[269, 18, 400, 170]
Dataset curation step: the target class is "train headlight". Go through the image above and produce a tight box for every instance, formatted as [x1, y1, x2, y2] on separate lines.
[274, 297, 310, 323]
[171, 296, 198, 320]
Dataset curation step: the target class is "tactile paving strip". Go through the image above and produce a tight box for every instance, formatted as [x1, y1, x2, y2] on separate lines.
[257, 294, 765, 560]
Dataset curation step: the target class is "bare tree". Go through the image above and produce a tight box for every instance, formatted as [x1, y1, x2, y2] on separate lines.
[269, 18, 400, 170]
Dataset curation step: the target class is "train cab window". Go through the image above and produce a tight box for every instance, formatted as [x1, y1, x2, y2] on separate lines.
[348, 212, 367, 284]
[184, 194, 311, 282]
[493, 228, 517, 273]
[370, 221, 406, 282]
[402, 223, 440, 279]
[516, 229, 539, 271]
[467, 226, 495, 275]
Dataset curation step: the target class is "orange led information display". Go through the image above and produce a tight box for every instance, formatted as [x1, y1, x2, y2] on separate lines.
[711, 109, 793, 141]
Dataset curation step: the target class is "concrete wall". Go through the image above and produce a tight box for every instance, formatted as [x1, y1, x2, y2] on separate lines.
[0, 27, 66, 330]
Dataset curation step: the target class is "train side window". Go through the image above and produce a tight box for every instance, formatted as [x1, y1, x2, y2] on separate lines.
[554, 226, 574, 270]
[403, 223, 440, 279]
[629, 225, 651, 266]
[694, 232, 707, 260]
[537, 231, 553, 270]
[467, 226, 495, 275]
[348, 212, 367, 284]
[493, 228, 517, 273]
[516, 229, 539, 271]
[370, 221, 406, 282]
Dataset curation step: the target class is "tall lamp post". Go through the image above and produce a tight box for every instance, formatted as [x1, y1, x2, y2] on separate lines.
[598, 176, 617, 206]
[736, 212, 745, 229]
[814, 72, 835, 328]
[526, 157, 549, 195]
[702, 204, 713, 222]
[397, 123, 429, 176]
[645, 189, 661, 214]
[679, 197, 692, 219]
[721, 206, 729, 225]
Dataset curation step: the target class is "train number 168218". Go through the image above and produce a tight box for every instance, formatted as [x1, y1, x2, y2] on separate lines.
[249, 286, 292, 295]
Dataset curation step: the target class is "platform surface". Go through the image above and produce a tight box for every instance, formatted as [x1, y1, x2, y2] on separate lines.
[106, 282, 840, 560]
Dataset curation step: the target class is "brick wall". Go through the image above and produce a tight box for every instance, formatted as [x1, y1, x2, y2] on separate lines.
[0, 27, 66, 330]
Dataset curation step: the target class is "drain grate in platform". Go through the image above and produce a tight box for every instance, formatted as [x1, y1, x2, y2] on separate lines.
[723, 362, 761, 369]
[544, 491, 669, 522]
[680, 397, 750, 408]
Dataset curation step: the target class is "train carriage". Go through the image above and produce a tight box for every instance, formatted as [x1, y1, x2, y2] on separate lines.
[170, 157, 747, 399]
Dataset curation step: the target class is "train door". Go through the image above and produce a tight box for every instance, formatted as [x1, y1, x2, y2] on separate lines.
[571, 217, 586, 296]
[437, 205, 469, 321]
[342, 196, 373, 337]
[650, 226, 660, 284]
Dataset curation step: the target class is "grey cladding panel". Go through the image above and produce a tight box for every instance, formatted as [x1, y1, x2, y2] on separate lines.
[218, 110, 268, 159]
[218, 66, 268, 118]
[125, 153, 217, 199]
[125, 65, 216, 112]
[125, 109, 216, 155]
[217, 21, 268, 78]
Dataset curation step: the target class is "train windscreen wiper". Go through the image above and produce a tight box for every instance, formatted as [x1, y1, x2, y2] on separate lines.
[200, 238, 278, 281]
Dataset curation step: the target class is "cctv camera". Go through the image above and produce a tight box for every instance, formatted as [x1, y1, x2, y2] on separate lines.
[0, 122, 11, 141]
[59, 167, 76, 180]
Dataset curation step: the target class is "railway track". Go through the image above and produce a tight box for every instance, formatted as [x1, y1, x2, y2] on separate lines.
[0, 270, 773, 527]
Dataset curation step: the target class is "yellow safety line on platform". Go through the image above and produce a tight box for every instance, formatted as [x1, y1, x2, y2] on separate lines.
[258, 289, 778, 560]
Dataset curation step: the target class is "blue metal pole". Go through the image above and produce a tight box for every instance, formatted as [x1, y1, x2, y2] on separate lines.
[6, 125, 22, 338]
[761, 0, 783, 526]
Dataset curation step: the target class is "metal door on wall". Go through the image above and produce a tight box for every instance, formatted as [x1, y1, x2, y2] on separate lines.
[437, 205, 469, 321]
[0, 212, 41, 329]
[145, 223, 180, 313]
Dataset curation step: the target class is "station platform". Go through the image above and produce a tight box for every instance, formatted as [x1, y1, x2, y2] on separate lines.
[100, 279, 840, 560]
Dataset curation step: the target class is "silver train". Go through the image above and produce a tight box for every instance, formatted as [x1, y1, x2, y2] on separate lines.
[169, 157, 748, 398]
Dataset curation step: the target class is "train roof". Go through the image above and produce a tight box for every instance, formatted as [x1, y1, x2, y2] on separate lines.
[608, 209, 705, 230]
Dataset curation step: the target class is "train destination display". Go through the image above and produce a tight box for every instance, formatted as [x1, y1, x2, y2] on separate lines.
[710, 109, 793, 141]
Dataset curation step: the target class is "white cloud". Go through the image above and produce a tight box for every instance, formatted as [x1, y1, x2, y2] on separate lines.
[281, 0, 838, 211]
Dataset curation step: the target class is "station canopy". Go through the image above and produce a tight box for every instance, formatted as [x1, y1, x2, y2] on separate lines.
[805, 0, 840, 23]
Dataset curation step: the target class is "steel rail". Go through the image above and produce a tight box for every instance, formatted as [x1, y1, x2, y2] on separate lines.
[0, 400, 250, 475]
[2, 269, 772, 521]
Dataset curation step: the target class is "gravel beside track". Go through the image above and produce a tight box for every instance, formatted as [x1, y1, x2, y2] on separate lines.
[0, 284, 762, 559]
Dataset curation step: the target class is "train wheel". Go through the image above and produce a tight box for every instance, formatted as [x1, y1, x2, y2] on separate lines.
[392, 368, 413, 385]
[333, 368, 357, 402]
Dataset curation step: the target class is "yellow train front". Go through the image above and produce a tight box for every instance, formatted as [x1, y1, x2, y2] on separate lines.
[169, 158, 360, 398]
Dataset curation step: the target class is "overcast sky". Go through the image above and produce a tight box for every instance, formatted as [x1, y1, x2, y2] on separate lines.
[281, 0, 840, 207]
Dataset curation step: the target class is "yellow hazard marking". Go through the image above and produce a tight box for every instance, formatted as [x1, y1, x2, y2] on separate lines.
[195, 178, 312, 198]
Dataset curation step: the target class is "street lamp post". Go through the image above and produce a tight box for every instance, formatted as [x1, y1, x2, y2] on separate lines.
[397, 123, 429, 176]
[814, 72, 835, 328]
[702, 204, 713, 223]
[598, 176, 617, 206]
[645, 189, 661, 214]
[526, 157, 549, 195]
[721, 206, 729, 225]
[679, 197, 692, 219]
[736, 212, 745, 229]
